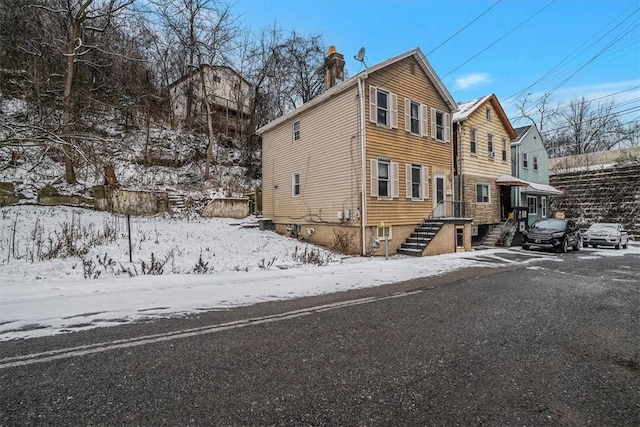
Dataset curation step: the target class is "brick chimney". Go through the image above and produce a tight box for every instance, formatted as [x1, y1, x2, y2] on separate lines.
[324, 45, 345, 90]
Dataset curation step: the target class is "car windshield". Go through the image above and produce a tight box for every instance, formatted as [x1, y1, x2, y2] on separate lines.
[588, 224, 618, 232]
[531, 219, 566, 231]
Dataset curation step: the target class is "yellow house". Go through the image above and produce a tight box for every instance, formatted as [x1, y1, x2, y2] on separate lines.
[452, 94, 517, 244]
[258, 47, 472, 256]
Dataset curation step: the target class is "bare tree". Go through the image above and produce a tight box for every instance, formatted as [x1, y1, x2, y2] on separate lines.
[515, 92, 558, 134]
[22, 0, 136, 183]
[549, 98, 629, 156]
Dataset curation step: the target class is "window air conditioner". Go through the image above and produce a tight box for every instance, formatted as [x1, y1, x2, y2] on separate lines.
[488, 151, 495, 158]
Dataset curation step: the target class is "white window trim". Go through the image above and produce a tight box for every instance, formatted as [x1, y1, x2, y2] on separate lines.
[369, 86, 397, 129]
[502, 138, 507, 162]
[370, 158, 399, 199]
[292, 173, 300, 197]
[430, 107, 451, 143]
[376, 225, 392, 241]
[292, 120, 300, 142]
[470, 128, 477, 155]
[476, 182, 490, 203]
[404, 98, 428, 137]
[528, 196, 538, 215]
[405, 164, 429, 200]
[487, 133, 494, 158]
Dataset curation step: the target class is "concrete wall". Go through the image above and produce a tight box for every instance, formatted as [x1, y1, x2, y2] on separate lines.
[201, 198, 249, 219]
[93, 186, 169, 216]
[0, 182, 19, 207]
[424, 222, 472, 256]
[272, 220, 471, 257]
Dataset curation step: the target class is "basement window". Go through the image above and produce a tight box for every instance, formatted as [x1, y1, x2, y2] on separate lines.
[376, 225, 392, 240]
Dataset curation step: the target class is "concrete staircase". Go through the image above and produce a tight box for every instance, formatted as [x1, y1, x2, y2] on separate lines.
[483, 224, 502, 247]
[397, 220, 444, 256]
[167, 192, 186, 213]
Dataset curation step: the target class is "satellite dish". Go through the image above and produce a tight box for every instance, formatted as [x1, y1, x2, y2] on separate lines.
[354, 47, 367, 68]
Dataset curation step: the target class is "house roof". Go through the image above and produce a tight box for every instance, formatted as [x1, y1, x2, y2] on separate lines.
[168, 64, 250, 89]
[452, 93, 517, 140]
[512, 125, 533, 144]
[257, 47, 457, 135]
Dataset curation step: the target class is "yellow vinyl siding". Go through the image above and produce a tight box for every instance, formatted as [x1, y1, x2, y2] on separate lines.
[456, 99, 513, 225]
[458, 105, 512, 177]
[365, 57, 453, 226]
[262, 86, 361, 224]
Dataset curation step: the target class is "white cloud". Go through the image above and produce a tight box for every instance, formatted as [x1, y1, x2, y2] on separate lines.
[455, 72, 492, 90]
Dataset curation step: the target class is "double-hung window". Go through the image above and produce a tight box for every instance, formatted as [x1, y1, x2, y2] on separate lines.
[533, 155, 539, 171]
[370, 158, 399, 199]
[404, 99, 428, 136]
[487, 134, 494, 157]
[430, 108, 450, 143]
[292, 173, 300, 197]
[378, 160, 390, 197]
[502, 138, 507, 162]
[523, 153, 529, 169]
[377, 90, 389, 125]
[409, 101, 420, 134]
[528, 196, 537, 215]
[369, 86, 397, 128]
[292, 120, 300, 141]
[476, 183, 489, 203]
[406, 164, 429, 200]
[470, 128, 477, 154]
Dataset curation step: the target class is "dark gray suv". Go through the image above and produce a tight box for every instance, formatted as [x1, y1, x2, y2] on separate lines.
[522, 218, 581, 253]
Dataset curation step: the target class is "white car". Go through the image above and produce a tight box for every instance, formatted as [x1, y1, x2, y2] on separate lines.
[582, 223, 629, 249]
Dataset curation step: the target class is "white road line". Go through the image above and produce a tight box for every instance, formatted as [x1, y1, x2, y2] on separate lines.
[0, 291, 422, 370]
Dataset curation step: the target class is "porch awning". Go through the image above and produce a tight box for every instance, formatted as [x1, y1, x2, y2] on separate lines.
[495, 174, 529, 187]
[524, 182, 563, 195]
[495, 174, 564, 195]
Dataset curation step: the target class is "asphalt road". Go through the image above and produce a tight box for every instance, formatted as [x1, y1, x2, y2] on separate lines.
[1, 248, 639, 426]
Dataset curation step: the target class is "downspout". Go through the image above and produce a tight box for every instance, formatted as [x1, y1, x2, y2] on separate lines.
[358, 75, 368, 255]
[453, 121, 459, 213]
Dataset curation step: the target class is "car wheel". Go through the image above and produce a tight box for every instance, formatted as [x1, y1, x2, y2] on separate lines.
[522, 244, 530, 250]
[615, 242, 620, 249]
[623, 243, 628, 249]
[591, 244, 597, 248]
[561, 238, 568, 253]
[582, 242, 588, 248]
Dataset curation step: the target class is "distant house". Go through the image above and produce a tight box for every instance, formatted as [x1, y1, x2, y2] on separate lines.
[511, 124, 562, 225]
[257, 47, 471, 256]
[168, 65, 251, 138]
[452, 94, 516, 242]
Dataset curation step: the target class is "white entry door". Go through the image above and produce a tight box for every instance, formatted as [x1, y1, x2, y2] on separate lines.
[434, 174, 446, 217]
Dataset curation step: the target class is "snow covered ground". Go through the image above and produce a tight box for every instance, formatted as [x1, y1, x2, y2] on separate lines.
[1, 205, 638, 342]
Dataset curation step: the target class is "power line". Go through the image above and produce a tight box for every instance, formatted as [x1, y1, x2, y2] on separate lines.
[441, 0, 556, 80]
[426, 0, 502, 56]
[504, 4, 640, 107]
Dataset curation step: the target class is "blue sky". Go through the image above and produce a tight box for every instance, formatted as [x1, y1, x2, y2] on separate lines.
[235, 0, 640, 127]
